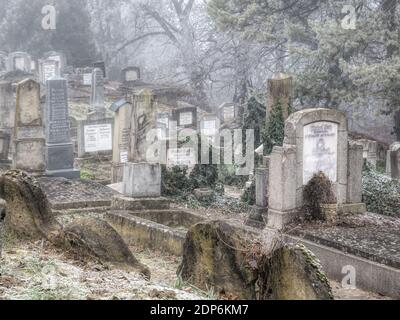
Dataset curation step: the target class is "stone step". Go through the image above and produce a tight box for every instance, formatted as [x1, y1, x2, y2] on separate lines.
[106, 211, 186, 256]
[52, 206, 110, 216]
[111, 195, 171, 211]
[122, 209, 205, 229]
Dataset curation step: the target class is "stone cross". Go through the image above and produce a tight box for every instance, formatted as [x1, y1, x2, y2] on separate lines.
[13, 79, 45, 173]
[45, 76, 79, 178]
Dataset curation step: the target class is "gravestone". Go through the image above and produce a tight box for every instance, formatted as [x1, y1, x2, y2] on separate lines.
[0, 51, 8, 73]
[93, 61, 106, 78]
[359, 139, 378, 168]
[0, 131, 11, 164]
[90, 68, 105, 116]
[267, 73, 293, 120]
[45, 77, 79, 178]
[0, 81, 15, 131]
[39, 59, 60, 84]
[167, 147, 197, 169]
[121, 67, 141, 87]
[13, 79, 45, 173]
[77, 118, 114, 158]
[386, 142, 400, 180]
[172, 107, 197, 131]
[8, 52, 32, 73]
[122, 162, 161, 198]
[44, 51, 67, 74]
[268, 108, 366, 230]
[110, 99, 133, 183]
[218, 102, 236, 124]
[200, 115, 219, 142]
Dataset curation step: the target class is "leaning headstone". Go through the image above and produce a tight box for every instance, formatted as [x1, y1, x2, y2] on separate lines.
[90, 68, 105, 116]
[13, 79, 45, 173]
[45, 77, 80, 178]
[386, 142, 400, 180]
[268, 108, 366, 230]
[267, 73, 293, 120]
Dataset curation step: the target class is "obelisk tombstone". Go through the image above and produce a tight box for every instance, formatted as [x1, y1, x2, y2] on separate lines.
[89, 68, 105, 119]
[45, 76, 79, 178]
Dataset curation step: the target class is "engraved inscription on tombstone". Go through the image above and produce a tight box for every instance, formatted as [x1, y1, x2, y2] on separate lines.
[303, 122, 338, 185]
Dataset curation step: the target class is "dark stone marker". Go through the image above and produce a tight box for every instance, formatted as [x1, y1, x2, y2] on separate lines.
[172, 107, 198, 131]
[45, 77, 80, 179]
[93, 61, 106, 78]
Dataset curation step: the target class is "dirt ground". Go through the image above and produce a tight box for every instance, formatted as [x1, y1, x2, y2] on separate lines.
[0, 238, 391, 300]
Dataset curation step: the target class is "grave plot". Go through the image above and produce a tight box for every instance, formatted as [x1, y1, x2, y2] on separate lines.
[38, 177, 117, 212]
[288, 212, 400, 270]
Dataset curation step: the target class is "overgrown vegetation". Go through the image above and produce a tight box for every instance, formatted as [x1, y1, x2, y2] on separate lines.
[303, 172, 337, 221]
[362, 164, 400, 216]
[262, 100, 286, 155]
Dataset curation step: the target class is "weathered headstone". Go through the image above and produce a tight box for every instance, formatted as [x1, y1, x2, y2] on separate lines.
[45, 77, 79, 178]
[359, 139, 378, 168]
[0, 51, 8, 73]
[121, 67, 141, 87]
[0, 81, 15, 131]
[218, 102, 236, 124]
[77, 118, 113, 158]
[386, 142, 400, 180]
[39, 59, 60, 84]
[267, 73, 293, 120]
[44, 51, 67, 74]
[0, 131, 11, 163]
[172, 107, 197, 131]
[8, 52, 32, 73]
[13, 79, 45, 173]
[90, 68, 105, 115]
[268, 108, 366, 230]
[200, 115, 219, 142]
[93, 61, 106, 78]
[110, 99, 133, 183]
[122, 162, 161, 198]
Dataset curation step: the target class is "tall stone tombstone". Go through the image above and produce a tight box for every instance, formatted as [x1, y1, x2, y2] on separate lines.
[268, 108, 366, 230]
[359, 139, 378, 168]
[90, 68, 105, 116]
[45, 77, 79, 178]
[200, 114, 220, 143]
[267, 73, 293, 121]
[386, 142, 400, 180]
[8, 52, 32, 73]
[110, 99, 133, 183]
[13, 79, 45, 173]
